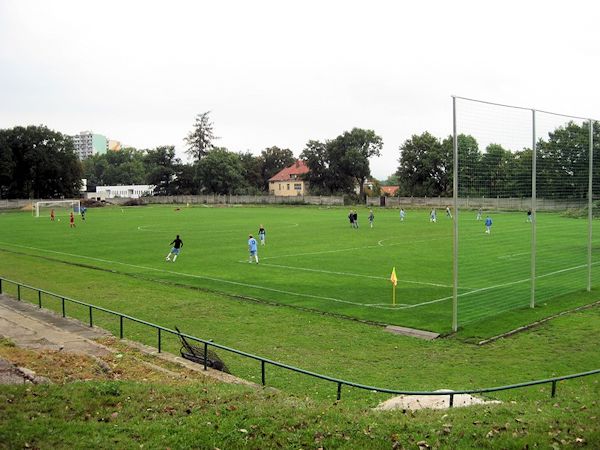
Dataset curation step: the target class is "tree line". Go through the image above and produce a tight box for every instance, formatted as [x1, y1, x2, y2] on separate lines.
[397, 121, 600, 199]
[1, 114, 597, 200]
[0, 112, 383, 199]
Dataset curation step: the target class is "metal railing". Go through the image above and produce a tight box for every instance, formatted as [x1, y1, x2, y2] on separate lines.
[1, 276, 599, 405]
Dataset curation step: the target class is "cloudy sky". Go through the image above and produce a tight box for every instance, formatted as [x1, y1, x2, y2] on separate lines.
[1, 0, 599, 179]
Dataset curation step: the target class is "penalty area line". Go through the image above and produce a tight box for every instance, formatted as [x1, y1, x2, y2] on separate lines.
[241, 260, 460, 289]
[0, 242, 398, 311]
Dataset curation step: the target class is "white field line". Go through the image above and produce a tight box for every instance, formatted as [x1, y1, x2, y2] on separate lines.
[497, 252, 529, 260]
[249, 261, 459, 289]
[138, 222, 300, 234]
[399, 260, 597, 310]
[0, 242, 399, 310]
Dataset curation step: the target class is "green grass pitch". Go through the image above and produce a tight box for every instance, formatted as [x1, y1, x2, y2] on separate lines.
[0, 204, 598, 333]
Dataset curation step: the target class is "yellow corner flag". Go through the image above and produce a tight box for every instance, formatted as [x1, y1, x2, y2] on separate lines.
[390, 267, 397, 306]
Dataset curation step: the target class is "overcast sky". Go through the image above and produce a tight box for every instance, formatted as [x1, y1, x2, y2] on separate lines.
[1, 0, 599, 179]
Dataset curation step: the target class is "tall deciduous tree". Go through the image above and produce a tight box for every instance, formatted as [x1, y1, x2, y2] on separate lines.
[300, 140, 335, 195]
[196, 148, 247, 194]
[0, 125, 81, 198]
[144, 146, 180, 195]
[328, 128, 382, 199]
[397, 132, 445, 196]
[185, 111, 217, 161]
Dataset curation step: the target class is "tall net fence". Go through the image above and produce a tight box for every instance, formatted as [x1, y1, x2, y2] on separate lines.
[453, 97, 598, 327]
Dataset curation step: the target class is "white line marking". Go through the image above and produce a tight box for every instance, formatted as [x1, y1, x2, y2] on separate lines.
[498, 252, 529, 260]
[400, 260, 596, 310]
[251, 261, 458, 289]
[0, 242, 397, 310]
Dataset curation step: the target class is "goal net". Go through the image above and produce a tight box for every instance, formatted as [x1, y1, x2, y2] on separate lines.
[35, 200, 81, 218]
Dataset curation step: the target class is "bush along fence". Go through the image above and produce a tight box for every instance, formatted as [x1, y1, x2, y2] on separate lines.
[1, 276, 599, 405]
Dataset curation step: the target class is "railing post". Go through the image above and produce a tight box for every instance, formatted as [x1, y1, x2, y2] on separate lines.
[119, 316, 124, 339]
[551, 381, 557, 398]
[157, 328, 162, 353]
[89, 306, 93, 327]
[61, 298, 65, 317]
[337, 382, 342, 400]
[0, 278, 3, 294]
[261, 361, 266, 386]
[449, 394, 454, 408]
[38, 291, 42, 308]
[17, 285, 21, 301]
[203, 342, 208, 371]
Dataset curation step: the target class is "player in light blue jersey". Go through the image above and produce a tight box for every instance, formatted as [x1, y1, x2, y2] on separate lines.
[248, 234, 259, 263]
[485, 216, 492, 234]
[400, 208, 405, 221]
[430, 209, 437, 223]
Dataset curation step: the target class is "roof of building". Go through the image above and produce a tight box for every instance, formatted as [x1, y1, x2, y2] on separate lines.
[381, 186, 399, 195]
[268, 160, 309, 182]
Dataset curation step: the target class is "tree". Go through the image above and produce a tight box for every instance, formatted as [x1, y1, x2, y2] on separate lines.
[479, 143, 513, 197]
[185, 111, 217, 161]
[536, 121, 599, 199]
[196, 148, 247, 194]
[144, 146, 180, 195]
[238, 151, 263, 193]
[397, 132, 446, 196]
[328, 128, 382, 199]
[258, 146, 295, 191]
[0, 125, 81, 198]
[300, 140, 337, 195]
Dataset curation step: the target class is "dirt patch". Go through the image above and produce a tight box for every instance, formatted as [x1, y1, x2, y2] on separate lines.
[375, 389, 501, 411]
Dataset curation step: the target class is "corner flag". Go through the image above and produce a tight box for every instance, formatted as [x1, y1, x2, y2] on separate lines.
[390, 267, 397, 306]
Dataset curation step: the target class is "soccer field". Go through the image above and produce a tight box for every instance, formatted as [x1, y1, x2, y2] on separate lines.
[0, 204, 597, 333]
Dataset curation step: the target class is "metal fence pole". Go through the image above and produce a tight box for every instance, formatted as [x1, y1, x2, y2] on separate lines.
[119, 316, 124, 339]
[530, 109, 537, 309]
[89, 306, 93, 327]
[452, 96, 459, 332]
[17, 284, 21, 301]
[588, 119, 594, 292]
[38, 291, 42, 308]
[157, 328, 162, 353]
[61, 298, 65, 317]
[261, 361, 266, 386]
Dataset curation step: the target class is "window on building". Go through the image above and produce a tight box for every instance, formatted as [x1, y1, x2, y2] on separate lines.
[294, 183, 302, 190]
[287, 184, 290, 190]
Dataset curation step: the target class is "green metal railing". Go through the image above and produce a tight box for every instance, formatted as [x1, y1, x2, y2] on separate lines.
[1, 276, 599, 405]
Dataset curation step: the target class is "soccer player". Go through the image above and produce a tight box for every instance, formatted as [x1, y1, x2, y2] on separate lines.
[430, 209, 437, 223]
[81, 207, 86, 221]
[50, 209, 55, 221]
[348, 210, 354, 228]
[485, 215, 493, 234]
[353, 210, 359, 228]
[69, 211, 76, 228]
[166, 235, 183, 262]
[368, 209, 374, 228]
[527, 209, 532, 223]
[476, 208, 482, 221]
[400, 208, 405, 222]
[258, 225, 266, 245]
[248, 234, 259, 264]
[446, 205, 452, 219]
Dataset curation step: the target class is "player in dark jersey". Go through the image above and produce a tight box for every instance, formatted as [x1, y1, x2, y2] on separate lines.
[166, 235, 183, 262]
[258, 225, 266, 245]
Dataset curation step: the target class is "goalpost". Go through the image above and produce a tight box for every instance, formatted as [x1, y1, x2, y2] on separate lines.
[35, 199, 81, 218]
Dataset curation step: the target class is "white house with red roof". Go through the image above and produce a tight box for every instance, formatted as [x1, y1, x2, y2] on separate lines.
[268, 160, 309, 196]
